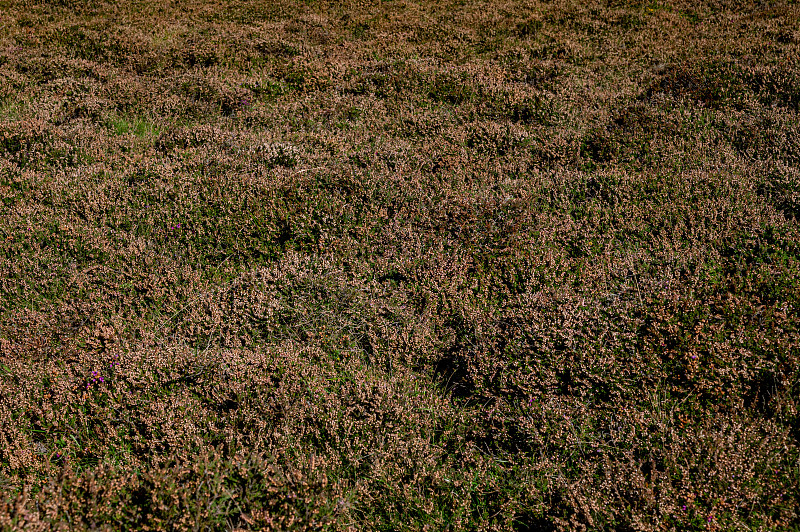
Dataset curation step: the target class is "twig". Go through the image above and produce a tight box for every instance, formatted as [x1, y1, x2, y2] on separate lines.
[153, 253, 235, 337]
[626, 250, 644, 307]
[291, 166, 327, 176]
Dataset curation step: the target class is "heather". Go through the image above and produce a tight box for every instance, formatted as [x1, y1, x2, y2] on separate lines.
[0, 0, 798, 529]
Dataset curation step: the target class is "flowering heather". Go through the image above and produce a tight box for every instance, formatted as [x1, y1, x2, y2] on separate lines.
[0, 0, 799, 530]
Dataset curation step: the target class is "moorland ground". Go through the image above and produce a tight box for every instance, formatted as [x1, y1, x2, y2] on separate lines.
[0, 0, 799, 530]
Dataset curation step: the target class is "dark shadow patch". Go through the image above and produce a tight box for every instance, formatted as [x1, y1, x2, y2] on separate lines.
[642, 60, 751, 109]
[580, 101, 680, 168]
[428, 72, 475, 105]
[512, 513, 557, 532]
[746, 370, 784, 418]
[433, 346, 473, 400]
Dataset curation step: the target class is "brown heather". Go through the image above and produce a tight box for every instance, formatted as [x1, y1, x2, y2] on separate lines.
[0, 0, 798, 529]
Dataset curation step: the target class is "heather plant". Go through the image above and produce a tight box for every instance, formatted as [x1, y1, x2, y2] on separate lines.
[0, 0, 799, 530]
